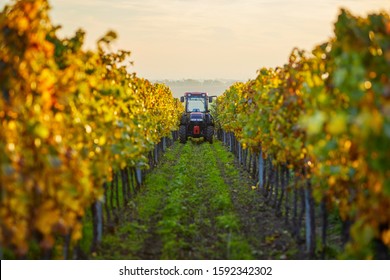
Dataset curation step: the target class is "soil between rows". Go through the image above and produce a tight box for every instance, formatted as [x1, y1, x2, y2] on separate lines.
[93, 140, 301, 260]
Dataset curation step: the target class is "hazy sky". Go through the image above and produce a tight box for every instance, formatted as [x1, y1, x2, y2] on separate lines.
[2, 0, 389, 80]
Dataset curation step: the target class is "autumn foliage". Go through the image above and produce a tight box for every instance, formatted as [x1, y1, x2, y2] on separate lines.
[0, 0, 182, 257]
[216, 9, 390, 258]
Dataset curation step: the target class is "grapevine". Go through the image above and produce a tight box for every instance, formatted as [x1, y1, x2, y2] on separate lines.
[216, 9, 390, 258]
[0, 0, 182, 257]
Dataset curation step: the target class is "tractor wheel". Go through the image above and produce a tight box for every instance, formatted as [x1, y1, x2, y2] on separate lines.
[179, 125, 187, 144]
[206, 126, 214, 144]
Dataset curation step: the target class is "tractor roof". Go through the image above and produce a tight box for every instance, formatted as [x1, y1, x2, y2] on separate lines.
[184, 92, 208, 96]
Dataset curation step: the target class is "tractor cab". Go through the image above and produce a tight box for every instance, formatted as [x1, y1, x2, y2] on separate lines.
[180, 92, 213, 113]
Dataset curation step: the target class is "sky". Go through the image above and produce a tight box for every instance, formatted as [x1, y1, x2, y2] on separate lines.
[2, 0, 390, 80]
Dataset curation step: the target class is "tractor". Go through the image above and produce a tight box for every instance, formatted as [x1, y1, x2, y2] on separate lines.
[179, 92, 215, 144]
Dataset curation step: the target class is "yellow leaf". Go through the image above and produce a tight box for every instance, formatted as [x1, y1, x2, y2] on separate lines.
[114, 130, 121, 139]
[327, 113, 347, 135]
[382, 230, 390, 246]
[34, 124, 50, 139]
[35, 200, 60, 235]
[99, 135, 106, 145]
[16, 16, 29, 32]
[328, 176, 336, 186]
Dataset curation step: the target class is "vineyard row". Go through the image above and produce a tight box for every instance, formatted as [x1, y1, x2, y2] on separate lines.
[214, 9, 390, 259]
[0, 0, 183, 258]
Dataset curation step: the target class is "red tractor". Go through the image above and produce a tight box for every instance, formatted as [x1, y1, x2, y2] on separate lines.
[179, 92, 215, 144]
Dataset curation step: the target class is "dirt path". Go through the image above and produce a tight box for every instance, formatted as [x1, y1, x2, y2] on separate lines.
[94, 140, 300, 259]
[211, 144, 300, 259]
